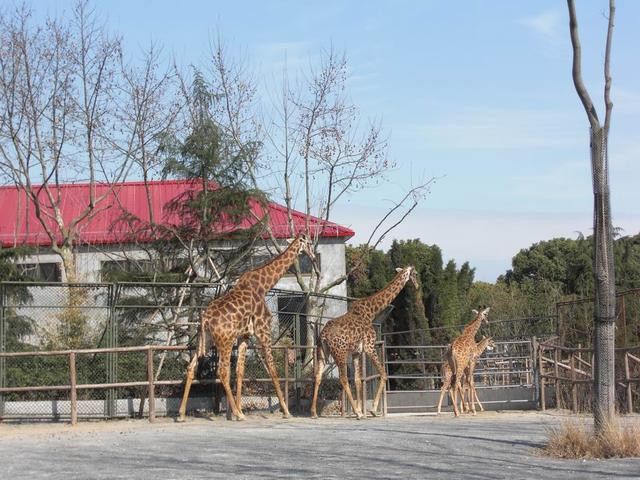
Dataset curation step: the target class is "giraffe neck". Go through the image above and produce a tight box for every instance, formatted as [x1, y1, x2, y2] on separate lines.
[351, 270, 409, 320]
[475, 338, 492, 355]
[237, 236, 302, 294]
[461, 314, 483, 340]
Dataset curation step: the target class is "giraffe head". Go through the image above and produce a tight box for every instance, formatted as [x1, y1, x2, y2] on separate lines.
[395, 265, 419, 288]
[471, 306, 491, 325]
[295, 232, 316, 263]
[481, 336, 496, 352]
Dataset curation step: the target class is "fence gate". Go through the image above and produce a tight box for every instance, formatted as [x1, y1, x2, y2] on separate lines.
[383, 339, 539, 414]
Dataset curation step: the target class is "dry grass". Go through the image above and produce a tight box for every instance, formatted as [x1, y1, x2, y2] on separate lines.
[542, 419, 640, 459]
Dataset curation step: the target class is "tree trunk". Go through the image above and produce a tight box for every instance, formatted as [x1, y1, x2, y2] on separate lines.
[58, 246, 79, 283]
[590, 126, 616, 429]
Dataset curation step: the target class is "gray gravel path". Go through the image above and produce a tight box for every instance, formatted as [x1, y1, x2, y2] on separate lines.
[0, 411, 638, 479]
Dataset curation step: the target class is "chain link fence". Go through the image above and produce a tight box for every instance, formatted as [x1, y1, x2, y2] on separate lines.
[0, 281, 367, 421]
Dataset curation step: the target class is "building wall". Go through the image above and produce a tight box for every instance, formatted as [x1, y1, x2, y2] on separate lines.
[15, 239, 350, 341]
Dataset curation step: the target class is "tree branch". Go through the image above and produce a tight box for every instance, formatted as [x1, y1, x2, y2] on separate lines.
[567, 0, 601, 129]
[603, 0, 615, 132]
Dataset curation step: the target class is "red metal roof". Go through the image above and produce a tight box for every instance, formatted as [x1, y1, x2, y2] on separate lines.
[0, 180, 354, 248]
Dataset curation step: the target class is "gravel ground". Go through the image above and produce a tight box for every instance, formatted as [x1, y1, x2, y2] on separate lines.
[0, 411, 638, 479]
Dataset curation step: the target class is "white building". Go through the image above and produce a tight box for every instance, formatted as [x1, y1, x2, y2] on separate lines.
[0, 180, 354, 338]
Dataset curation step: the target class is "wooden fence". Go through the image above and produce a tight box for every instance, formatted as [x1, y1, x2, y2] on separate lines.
[0, 343, 385, 424]
[538, 342, 640, 413]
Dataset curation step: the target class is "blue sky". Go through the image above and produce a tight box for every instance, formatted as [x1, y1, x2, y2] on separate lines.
[28, 1, 640, 281]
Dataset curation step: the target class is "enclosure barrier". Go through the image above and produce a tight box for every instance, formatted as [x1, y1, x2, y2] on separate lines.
[0, 342, 385, 424]
[382, 339, 539, 413]
[537, 341, 640, 413]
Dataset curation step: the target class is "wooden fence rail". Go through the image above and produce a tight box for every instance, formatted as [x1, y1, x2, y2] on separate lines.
[538, 342, 640, 413]
[0, 343, 385, 425]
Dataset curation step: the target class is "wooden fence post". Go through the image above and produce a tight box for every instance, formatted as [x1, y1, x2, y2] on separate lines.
[554, 347, 560, 409]
[539, 344, 546, 411]
[570, 352, 577, 413]
[625, 352, 633, 414]
[147, 348, 155, 423]
[69, 352, 77, 426]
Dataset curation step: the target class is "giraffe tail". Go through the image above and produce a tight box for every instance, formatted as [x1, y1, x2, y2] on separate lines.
[315, 331, 331, 363]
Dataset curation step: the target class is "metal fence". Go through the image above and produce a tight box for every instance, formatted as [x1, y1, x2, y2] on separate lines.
[0, 281, 371, 421]
[382, 334, 539, 414]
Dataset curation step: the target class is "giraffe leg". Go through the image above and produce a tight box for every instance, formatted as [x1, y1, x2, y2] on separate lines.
[256, 335, 291, 418]
[468, 366, 478, 415]
[310, 345, 326, 419]
[177, 351, 200, 422]
[468, 360, 484, 413]
[337, 357, 364, 419]
[473, 385, 484, 412]
[235, 337, 248, 417]
[460, 370, 470, 413]
[352, 353, 363, 414]
[365, 348, 387, 416]
[436, 364, 452, 415]
[218, 345, 244, 421]
[451, 372, 462, 417]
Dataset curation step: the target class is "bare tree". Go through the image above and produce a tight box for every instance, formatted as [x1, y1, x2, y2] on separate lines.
[566, 0, 616, 431]
[264, 49, 432, 294]
[0, 3, 179, 347]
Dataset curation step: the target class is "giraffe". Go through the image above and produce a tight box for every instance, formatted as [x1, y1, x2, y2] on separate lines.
[436, 307, 490, 416]
[458, 336, 495, 415]
[310, 266, 419, 419]
[177, 233, 315, 421]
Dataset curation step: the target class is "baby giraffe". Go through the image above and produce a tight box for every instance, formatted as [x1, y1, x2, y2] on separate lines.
[458, 336, 495, 415]
[436, 307, 490, 416]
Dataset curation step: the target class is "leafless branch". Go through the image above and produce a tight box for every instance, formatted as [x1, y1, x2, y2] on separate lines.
[567, 0, 600, 129]
[603, 0, 615, 132]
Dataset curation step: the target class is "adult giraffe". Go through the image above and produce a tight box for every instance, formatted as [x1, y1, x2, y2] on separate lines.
[311, 266, 419, 419]
[177, 233, 315, 421]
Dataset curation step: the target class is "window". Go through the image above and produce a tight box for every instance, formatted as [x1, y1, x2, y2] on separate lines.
[101, 259, 154, 281]
[277, 295, 308, 345]
[287, 252, 320, 275]
[18, 263, 61, 282]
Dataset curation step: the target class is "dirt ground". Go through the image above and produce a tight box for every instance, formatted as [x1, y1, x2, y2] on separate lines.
[1, 411, 638, 479]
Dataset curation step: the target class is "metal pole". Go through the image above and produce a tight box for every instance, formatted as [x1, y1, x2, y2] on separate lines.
[69, 352, 77, 426]
[294, 313, 301, 413]
[147, 348, 155, 423]
[361, 352, 367, 415]
[381, 341, 388, 417]
[0, 283, 5, 420]
[106, 283, 117, 418]
[531, 337, 539, 407]
[284, 347, 289, 413]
